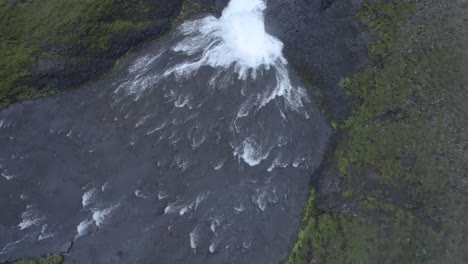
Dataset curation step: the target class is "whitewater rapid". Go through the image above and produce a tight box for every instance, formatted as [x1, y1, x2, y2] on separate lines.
[118, 0, 312, 167]
[0, 0, 330, 263]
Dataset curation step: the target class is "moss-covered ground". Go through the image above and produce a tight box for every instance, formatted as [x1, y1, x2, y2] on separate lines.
[0, 0, 171, 109]
[286, 0, 468, 263]
[5, 254, 63, 264]
[174, 0, 217, 26]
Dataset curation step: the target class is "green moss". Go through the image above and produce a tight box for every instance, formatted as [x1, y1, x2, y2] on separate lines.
[287, 0, 468, 263]
[174, 0, 215, 26]
[330, 120, 338, 131]
[285, 189, 319, 264]
[0, 0, 156, 109]
[8, 254, 63, 264]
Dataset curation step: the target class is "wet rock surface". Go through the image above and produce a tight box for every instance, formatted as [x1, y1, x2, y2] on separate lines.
[59, 241, 73, 253]
[26, 0, 184, 93]
[265, 0, 369, 121]
[0, 0, 372, 263]
[0, 39, 328, 264]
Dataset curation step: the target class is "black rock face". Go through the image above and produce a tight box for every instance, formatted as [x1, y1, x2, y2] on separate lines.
[26, 0, 184, 94]
[265, 0, 369, 121]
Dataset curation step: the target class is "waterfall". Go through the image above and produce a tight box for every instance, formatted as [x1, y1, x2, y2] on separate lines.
[0, 0, 330, 263]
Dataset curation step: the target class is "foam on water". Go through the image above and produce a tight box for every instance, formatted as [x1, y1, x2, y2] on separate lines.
[101, 182, 109, 192]
[179, 206, 191, 216]
[76, 219, 94, 238]
[1, 171, 16, 181]
[134, 190, 148, 199]
[0, 238, 24, 255]
[234, 204, 245, 213]
[18, 205, 44, 230]
[164, 202, 179, 214]
[38, 224, 54, 241]
[82, 188, 97, 208]
[110, 0, 314, 168]
[75, 203, 119, 238]
[158, 191, 168, 200]
[195, 193, 208, 210]
[209, 241, 217, 253]
[234, 138, 272, 166]
[213, 161, 225, 170]
[0, 0, 329, 261]
[189, 226, 200, 252]
[164, 193, 208, 216]
[168, 0, 287, 78]
[92, 205, 118, 227]
[212, 0, 284, 69]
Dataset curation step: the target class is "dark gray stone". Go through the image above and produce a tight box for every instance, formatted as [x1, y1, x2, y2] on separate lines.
[27, 0, 185, 93]
[59, 241, 73, 253]
[265, 0, 369, 122]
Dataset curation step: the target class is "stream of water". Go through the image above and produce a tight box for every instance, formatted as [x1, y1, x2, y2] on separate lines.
[0, 0, 330, 263]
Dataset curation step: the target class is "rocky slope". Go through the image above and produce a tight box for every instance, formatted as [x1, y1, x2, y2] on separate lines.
[0, 0, 187, 109]
[285, 0, 468, 263]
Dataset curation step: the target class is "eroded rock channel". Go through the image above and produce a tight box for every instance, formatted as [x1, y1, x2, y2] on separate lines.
[0, 0, 369, 263]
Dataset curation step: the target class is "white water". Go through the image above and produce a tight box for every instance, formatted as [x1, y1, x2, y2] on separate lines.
[75, 204, 118, 238]
[18, 205, 43, 230]
[82, 188, 96, 208]
[38, 224, 54, 241]
[0, 0, 329, 261]
[165, 0, 299, 106]
[164, 0, 307, 166]
[1, 171, 16, 181]
[76, 219, 94, 238]
[112, 0, 313, 168]
[92, 206, 116, 227]
[171, 0, 285, 75]
[189, 226, 200, 251]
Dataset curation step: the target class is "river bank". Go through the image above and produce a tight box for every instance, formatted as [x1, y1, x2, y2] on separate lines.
[0, 0, 207, 109]
[286, 0, 467, 263]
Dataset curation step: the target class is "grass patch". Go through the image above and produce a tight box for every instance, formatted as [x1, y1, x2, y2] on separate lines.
[7, 254, 63, 264]
[0, 0, 158, 109]
[174, 0, 217, 26]
[287, 0, 468, 262]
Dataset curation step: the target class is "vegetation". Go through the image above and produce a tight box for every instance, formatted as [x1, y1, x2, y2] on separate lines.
[1, 0, 466, 262]
[287, 0, 468, 263]
[7, 254, 63, 264]
[174, 0, 217, 25]
[0, 0, 168, 109]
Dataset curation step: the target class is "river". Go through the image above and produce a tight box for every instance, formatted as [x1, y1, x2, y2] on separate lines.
[0, 0, 330, 263]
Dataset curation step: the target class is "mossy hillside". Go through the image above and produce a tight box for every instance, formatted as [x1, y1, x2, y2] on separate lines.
[287, 0, 468, 263]
[6, 254, 63, 264]
[174, 0, 219, 26]
[0, 0, 179, 109]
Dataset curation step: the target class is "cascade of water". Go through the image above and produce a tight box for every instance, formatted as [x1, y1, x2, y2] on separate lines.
[115, 0, 313, 166]
[0, 1, 330, 263]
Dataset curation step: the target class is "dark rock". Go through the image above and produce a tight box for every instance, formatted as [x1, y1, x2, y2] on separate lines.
[265, 0, 369, 122]
[262, 0, 370, 212]
[23, 0, 235, 95]
[321, 0, 336, 12]
[59, 241, 73, 253]
[313, 156, 353, 214]
[26, 0, 185, 93]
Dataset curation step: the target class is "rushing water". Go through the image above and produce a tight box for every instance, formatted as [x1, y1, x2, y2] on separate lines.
[0, 0, 330, 263]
